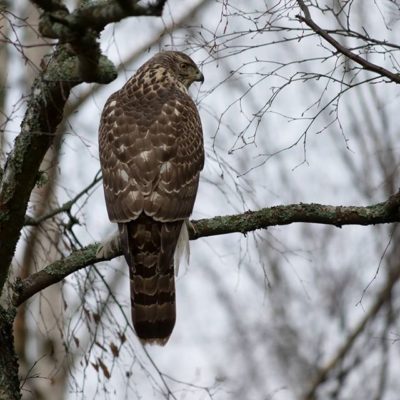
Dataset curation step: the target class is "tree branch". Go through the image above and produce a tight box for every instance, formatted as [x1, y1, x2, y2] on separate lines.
[0, 307, 19, 400]
[29, 0, 67, 13]
[0, 0, 167, 292]
[0, 45, 115, 292]
[191, 192, 400, 239]
[37, 0, 167, 41]
[296, 0, 400, 84]
[35, 0, 166, 82]
[63, 0, 209, 118]
[13, 243, 104, 307]
[302, 267, 400, 400]
[24, 171, 102, 226]
[12, 192, 400, 306]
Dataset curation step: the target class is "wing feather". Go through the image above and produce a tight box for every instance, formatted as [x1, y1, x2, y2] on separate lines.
[98, 51, 204, 344]
[99, 86, 204, 223]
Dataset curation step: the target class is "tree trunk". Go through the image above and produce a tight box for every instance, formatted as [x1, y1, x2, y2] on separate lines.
[0, 307, 20, 400]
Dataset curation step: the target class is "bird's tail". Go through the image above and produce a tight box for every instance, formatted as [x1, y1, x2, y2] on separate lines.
[119, 216, 182, 345]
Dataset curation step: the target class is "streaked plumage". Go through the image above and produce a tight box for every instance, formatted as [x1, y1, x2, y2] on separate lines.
[99, 51, 204, 344]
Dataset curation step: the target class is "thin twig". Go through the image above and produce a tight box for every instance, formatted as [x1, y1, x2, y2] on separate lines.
[296, 0, 400, 84]
[302, 268, 400, 400]
[24, 171, 102, 226]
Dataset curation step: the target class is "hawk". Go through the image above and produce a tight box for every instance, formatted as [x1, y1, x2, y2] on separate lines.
[98, 51, 204, 344]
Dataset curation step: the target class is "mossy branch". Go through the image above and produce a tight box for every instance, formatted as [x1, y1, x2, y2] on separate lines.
[37, 0, 167, 40]
[13, 192, 400, 306]
[0, 0, 167, 292]
[0, 45, 116, 291]
[0, 307, 19, 400]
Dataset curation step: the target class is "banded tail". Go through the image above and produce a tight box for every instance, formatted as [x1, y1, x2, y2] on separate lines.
[119, 215, 183, 344]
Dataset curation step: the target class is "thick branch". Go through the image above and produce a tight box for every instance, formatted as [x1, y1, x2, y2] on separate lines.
[36, 1, 166, 82]
[191, 192, 400, 239]
[0, 48, 76, 288]
[296, 0, 400, 84]
[29, 0, 67, 13]
[0, 307, 19, 400]
[63, 0, 209, 116]
[12, 193, 400, 306]
[0, 0, 168, 291]
[0, 46, 116, 291]
[38, 0, 167, 40]
[13, 243, 105, 307]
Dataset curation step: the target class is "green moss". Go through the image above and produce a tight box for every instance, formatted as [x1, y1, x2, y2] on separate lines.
[96, 55, 118, 83]
[41, 45, 117, 84]
[35, 170, 48, 188]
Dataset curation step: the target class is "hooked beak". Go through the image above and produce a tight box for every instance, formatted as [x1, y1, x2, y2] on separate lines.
[195, 70, 204, 83]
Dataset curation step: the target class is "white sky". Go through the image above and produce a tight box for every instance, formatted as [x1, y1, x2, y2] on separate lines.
[4, 0, 400, 399]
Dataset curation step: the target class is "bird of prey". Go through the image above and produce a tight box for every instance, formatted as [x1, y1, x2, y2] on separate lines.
[99, 51, 204, 344]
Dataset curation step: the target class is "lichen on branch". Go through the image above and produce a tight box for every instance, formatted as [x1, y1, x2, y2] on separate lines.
[13, 191, 400, 307]
[0, 0, 167, 293]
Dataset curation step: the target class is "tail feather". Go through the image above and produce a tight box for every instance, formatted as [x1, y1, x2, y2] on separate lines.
[119, 215, 182, 344]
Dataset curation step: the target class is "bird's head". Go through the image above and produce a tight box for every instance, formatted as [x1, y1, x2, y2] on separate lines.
[150, 51, 204, 89]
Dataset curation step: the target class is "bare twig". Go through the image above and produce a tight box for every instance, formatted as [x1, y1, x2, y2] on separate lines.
[24, 171, 102, 226]
[296, 0, 400, 84]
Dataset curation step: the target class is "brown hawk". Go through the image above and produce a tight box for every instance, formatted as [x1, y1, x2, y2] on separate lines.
[98, 51, 204, 344]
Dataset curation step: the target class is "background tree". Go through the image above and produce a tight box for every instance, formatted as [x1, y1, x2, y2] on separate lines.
[1, 0, 400, 399]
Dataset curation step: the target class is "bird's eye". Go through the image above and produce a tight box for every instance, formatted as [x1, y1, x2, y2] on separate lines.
[180, 62, 188, 70]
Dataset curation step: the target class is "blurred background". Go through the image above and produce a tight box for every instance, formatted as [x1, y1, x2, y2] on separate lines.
[1, 0, 400, 399]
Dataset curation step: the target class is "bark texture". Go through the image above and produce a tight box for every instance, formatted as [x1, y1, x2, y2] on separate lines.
[0, 307, 20, 400]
